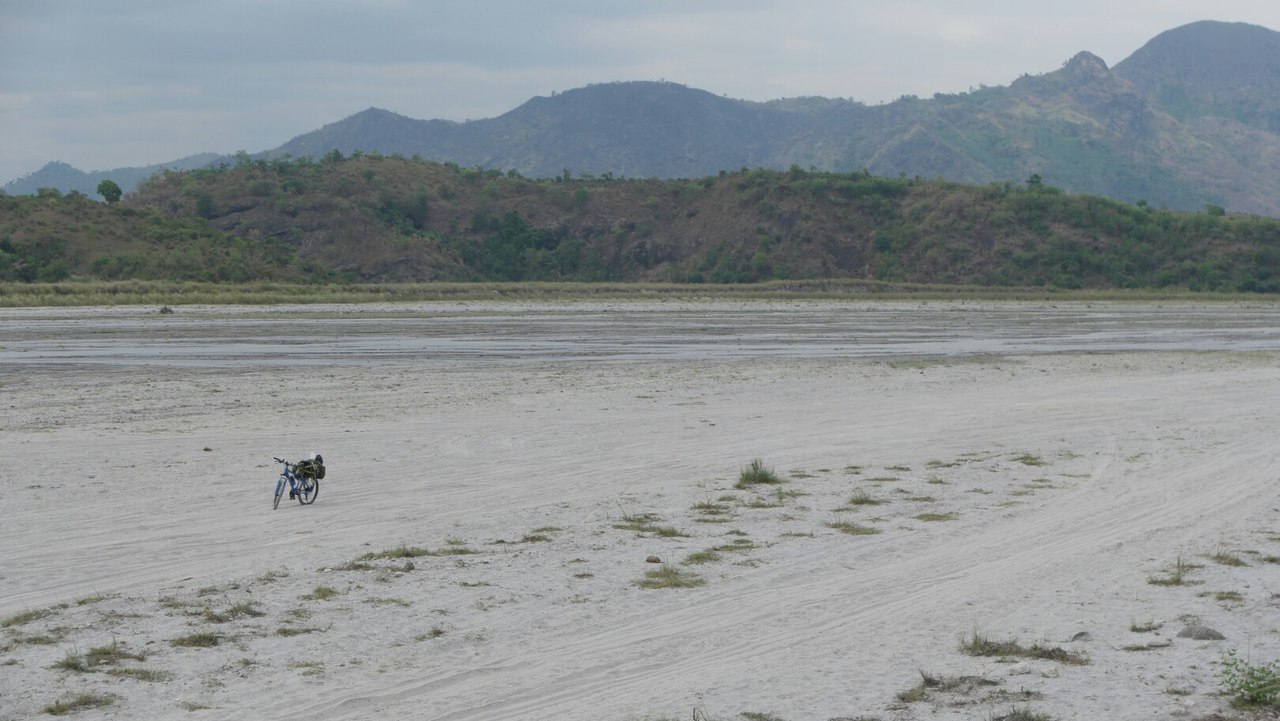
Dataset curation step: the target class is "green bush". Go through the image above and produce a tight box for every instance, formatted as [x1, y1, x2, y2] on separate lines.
[1220, 649, 1280, 706]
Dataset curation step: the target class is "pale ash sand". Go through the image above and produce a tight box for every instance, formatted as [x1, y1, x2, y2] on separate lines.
[2, 308, 1279, 720]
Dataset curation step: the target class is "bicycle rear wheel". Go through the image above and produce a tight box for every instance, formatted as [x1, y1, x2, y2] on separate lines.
[273, 477, 285, 510]
[297, 477, 319, 505]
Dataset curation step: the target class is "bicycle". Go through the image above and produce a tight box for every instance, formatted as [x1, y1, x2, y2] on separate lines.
[272, 457, 320, 510]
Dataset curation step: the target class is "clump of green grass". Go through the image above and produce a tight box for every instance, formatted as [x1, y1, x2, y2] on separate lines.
[691, 500, 733, 516]
[914, 511, 959, 522]
[827, 519, 881, 536]
[74, 592, 118, 606]
[276, 626, 322, 637]
[684, 549, 722, 565]
[364, 597, 412, 607]
[1011, 453, 1045, 466]
[171, 632, 220, 648]
[613, 511, 665, 532]
[1213, 590, 1244, 602]
[635, 565, 705, 589]
[740, 496, 783, 509]
[86, 640, 145, 666]
[1147, 555, 1204, 586]
[1208, 549, 1248, 567]
[355, 545, 476, 562]
[157, 595, 204, 610]
[845, 489, 885, 506]
[292, 660, 324, 676]
[712, 538, 756, 552]
[105, 667, 172, 682]
[2, 607, 52, 628]
[960, 629, 1087, 665]
[42, 692, 115, 716]
[204, 600, 264, 622]
[300, 585, 340, 601]
[736, 458, 782, 488]
[897, 670, 1000, 702]
[51, 651, 90, 673]
[416, 625, 446, 641]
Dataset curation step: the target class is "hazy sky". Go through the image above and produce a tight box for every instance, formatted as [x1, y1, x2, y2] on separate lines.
[3, 1, 1279, 184]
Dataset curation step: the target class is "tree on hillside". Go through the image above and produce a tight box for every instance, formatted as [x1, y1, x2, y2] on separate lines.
[97, 179, 122, 204]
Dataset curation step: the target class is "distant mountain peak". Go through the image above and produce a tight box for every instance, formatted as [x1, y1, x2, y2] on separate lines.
[1063, 51, 1110, 76]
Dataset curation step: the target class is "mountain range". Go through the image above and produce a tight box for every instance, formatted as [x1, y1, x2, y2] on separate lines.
[6, 20, 1280, 216]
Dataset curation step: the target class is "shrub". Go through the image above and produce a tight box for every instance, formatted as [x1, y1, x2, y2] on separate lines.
[1220, 649, 1280, 706]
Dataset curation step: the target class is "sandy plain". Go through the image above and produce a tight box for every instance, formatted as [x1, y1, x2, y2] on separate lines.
[1, 300, 1279, 720]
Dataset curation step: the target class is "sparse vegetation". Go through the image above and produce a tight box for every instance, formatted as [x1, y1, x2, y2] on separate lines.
[1219, 649, 1280, 706]
[416, 625, 447, 641]
[636, 565, 705, 589]
[106, 667, 173, 682]
[1148, 555, 1204, 586]
[1208, 549, 1247, 567]
[914, 511, 959, 522]
[2, 607, 52, 628]
[960, 629, 1087, 665]
[86, 640, 145, 666]
[171, 632, 220, 648]
[355, 544, 477, 561]
[301, 585, 340, 601]
[276, 626, 323, 637]
[42, 692, 115, 716]
[737, 458, 782, 488]
[845, 489, 885, 506]
[205, 600, 264, 622]
[827, 519, 882, 535]
[684, 549, 722, 564]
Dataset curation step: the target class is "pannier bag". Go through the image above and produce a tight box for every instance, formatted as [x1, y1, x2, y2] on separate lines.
[296, 457, 326, 480]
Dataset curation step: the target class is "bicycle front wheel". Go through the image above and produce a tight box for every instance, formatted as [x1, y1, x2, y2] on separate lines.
[297, 477, 319, 505]
[273, 477, 285, 510]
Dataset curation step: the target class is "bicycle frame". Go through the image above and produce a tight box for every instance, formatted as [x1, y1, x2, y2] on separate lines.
[273, 457, 319, 509]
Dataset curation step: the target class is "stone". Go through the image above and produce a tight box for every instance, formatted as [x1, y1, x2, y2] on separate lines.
[645, 555, 661, 564]
[1176, 624, 1225, 640]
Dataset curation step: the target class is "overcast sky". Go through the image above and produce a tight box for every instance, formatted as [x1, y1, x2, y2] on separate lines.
[2, 1, 1279, 184]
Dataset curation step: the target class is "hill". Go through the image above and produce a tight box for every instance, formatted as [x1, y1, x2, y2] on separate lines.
[5, 21, 1279, 217]
[2, 155, 222, 198]
[7, 155, 1276, 291]
[0, 188, 328, 283]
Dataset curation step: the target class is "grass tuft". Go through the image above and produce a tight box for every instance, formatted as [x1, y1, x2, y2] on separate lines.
[171, 632, 220, 648]
[960, 629, 1087, 665]
[2, 608, 52, 628]
[827, 519, 881, 535]
[736, 458, 782, 488]
[635, 565, 705, 589]
[914, 511, 959, 522]
[300, 585, 340, 601]
[1147, 555, 1203, 586]
[42, 692, 115, 716]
